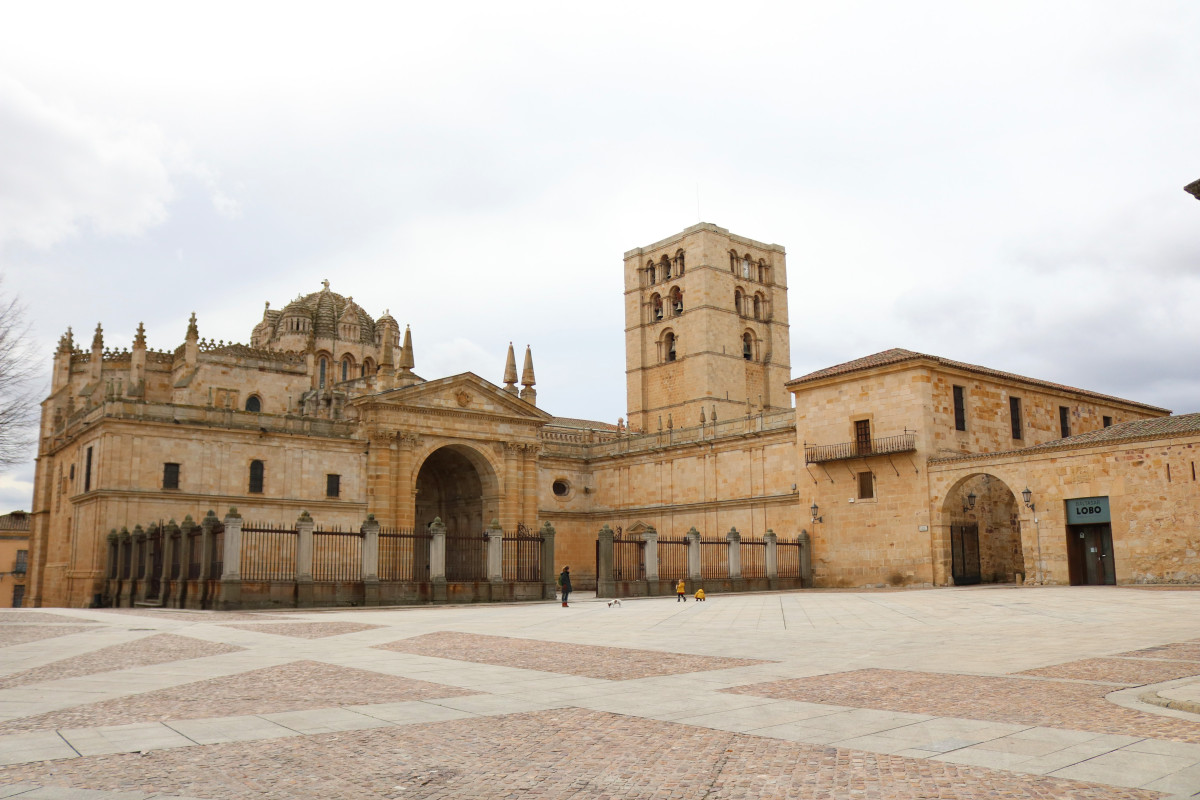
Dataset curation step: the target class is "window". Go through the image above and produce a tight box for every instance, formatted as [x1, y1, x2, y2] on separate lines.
[758, 261, 769, 283]
[11, 586, 24, 609]
[1103, 415, 1113, 428]
[742, 255, 751, 278]
[14, 550, 27, 575]
[855, 419, 872, 455]
[670, 287, 683, 316]
[245, 395, 262, 413]
[730, 250, 738, 273]
[249, 460, 265, 493]
[1009, 397, 1023, 440]
[752, 295, 761, 320]
[326, 474, 340, 498]
[665, 332, 677, 362]
[742, 333, 753, 360]
[734, 289, 744, 316]
[647, 260, 657, 284]
[857, 471, 874, 500]
[952, 386, 966, 431]
[341, 358, 351, 382]
[319, 358, 327, 389]
[674, 249, 685, 275]
[552, 479, 570, 496]
[84, 446, 93, 492]
[163, 462, 180, 490]
[1059, 406, 1071, 438]
[661, 257, 671, 280]
[652, 294, 663, 322]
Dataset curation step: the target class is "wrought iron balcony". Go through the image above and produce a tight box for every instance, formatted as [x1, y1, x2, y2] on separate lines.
[804, 432, 916, 464]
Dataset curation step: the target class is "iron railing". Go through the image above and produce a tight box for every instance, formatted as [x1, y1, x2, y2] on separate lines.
[502, 526, 543, 583]
[378, 528, 431, 582]
[700, 538, 729, 579]
[804, 432, 916, 464]
[741, 536, 767, 579]
[777, 538, 803, 578]
[658, 537, 689, 580]
[313, 528, 363, 582]
[612, 532, 645, 582]
[240, 523, 298, 581]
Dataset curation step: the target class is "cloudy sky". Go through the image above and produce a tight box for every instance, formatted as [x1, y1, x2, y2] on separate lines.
[1, 1, 1198, 511]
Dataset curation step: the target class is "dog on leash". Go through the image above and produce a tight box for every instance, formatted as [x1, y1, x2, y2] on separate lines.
[607, 599, 622, 607]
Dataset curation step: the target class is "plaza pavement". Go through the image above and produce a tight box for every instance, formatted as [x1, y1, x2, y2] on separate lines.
[2, 586, 1200, 797]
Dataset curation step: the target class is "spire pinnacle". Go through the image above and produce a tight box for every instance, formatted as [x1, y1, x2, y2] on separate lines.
[186, 312, 198, 340]
[92, 323, 104, 350]
[521, 345, 536, 387]
[134, 322, 146, 349]
[503, 342, 518, 394]
[398, 325, 414, 372]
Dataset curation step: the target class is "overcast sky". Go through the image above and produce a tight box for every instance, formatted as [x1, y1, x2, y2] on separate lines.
[1, 1, 1198, 512]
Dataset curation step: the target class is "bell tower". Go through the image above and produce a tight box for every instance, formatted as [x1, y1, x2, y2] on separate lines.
[624, 222, 791, 433]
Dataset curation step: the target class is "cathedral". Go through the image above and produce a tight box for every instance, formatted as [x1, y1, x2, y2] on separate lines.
[26, 223, 1200, 608]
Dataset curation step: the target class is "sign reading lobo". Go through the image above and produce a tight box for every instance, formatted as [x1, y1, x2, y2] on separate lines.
[1066, 496, 1110, 525]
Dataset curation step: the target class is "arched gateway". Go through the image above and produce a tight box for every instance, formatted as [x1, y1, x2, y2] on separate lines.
[940, 473, 1026, 586]
[414, 444, 500, 581]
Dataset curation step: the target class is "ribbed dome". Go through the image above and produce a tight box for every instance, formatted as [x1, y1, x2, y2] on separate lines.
[270, 282, 378, 344]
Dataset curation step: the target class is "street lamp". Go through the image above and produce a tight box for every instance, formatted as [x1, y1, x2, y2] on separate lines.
[1021, 487, 1035, 511]
[810, 503, 822, 524]
[963, 491, 977, 513]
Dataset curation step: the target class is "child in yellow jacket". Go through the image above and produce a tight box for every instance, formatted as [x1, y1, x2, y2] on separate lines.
[676, 579, 687, 602]
[695, 588, 706, 602]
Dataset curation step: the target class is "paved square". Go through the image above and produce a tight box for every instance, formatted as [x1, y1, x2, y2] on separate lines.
[2, 586, 1200, 797]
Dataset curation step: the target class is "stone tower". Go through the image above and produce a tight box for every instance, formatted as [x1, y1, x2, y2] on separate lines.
[624, 223, 790, 432]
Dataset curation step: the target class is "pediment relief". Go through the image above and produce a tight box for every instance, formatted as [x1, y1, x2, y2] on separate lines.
[357, 372, 552, 422]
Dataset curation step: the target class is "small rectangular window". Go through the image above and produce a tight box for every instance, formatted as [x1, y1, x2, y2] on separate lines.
[1103, 415, 1112, 428]
[162, 462, 180, 490]
[858, 471, 874, 499]
[14, 550, 28, 574]
[326, 474, 340, 498]
[84, 447, 93, 492]
[1009, 397, 1023, 440]
[1059, 406, 1071, 438]
[953, 386, 967, 431]
[11, 585, 24, 608]
[249, 460, 265, 494]
[854, 419, 872, 455]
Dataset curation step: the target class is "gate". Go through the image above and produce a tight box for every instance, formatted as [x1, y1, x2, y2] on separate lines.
[950, 523, 981, 585]
[446, 532, 487, 581]
[502, 524, 543, 582]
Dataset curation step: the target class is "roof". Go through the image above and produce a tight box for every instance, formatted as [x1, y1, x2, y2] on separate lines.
[0, 511, 30, 532]
[548, 417, 619, 431]
[931, 412, 1200, 464]
[787, 348, 1168, 414]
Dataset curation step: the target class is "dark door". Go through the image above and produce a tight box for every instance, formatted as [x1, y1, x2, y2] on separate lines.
[1077, 524, 1116, 585]
[950, 524, 981, 585]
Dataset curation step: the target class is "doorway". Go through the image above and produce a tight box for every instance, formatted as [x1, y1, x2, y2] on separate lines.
[1068, 524, 1116, 585]
[950, 523, 981, 585]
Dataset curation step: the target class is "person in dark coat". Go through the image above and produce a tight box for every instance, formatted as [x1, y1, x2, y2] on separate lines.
[559, 566, 572, 607]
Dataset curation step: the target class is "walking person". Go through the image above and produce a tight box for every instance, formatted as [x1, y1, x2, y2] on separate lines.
[560, 566, 572, 607]
[676, 578, 687, 602]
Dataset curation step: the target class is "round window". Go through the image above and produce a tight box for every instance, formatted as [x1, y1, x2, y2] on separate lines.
[552, 479, 570, 497]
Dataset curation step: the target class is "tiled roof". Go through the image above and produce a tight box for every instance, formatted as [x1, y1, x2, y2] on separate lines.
[787, 348, 1168, 413]
[0, 511, 30, 532]
[549, 417, 619, 431]
[931, 412, 1200, 464]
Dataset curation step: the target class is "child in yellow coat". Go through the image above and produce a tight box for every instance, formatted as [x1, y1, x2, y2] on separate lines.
[695, 588, 706, 602]
[676, 579, 687, 602]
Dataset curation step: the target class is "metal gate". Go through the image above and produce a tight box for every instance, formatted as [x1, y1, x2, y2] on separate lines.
[950, 523, 981, 585]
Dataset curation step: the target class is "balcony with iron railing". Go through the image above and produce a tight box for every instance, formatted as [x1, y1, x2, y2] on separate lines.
[804, 431, 917, 464]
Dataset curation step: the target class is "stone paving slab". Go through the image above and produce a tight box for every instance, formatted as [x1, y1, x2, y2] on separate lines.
[0, 732, 76, 766]
[57, 724, 194, 758]
[218, 621, 382, 638]
[0, 708, 1166, 799]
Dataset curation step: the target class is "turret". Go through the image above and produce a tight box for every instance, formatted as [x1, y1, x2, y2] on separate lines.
[520, 345, 536, 406]
[90, 323, 104, 381]
[129, 322, 146, 397]
[502, 342, 518, 395]
[184, 312, 199, 367]
[396, 325, 419, 388]
[52, 327, 74, 391]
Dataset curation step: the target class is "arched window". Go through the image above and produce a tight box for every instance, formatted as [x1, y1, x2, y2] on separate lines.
[734, 289, 744, 317]
[674, 249, 685, 275]
[758, 260, 768, 283]
[363, 357, 375, 377]
[730, 250, 738, 273]
[341, 356, 354, 382]
[661, 256, 671, 280]
[670, 287, 683, 316]
[742, 333, 753, 361]
[319, 357, 327, 389]
[752, 295, 762, 320]
[651, 294, 663, 322]
[647, 260, 657, 285]
[742, 254, 752, 279]
[245, 395, 262, 413]
[665, 332, 677, 362]
[249, 460, 265, 493]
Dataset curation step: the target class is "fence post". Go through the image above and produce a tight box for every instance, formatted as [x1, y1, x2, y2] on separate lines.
[430, 517, 447, 603]
[798, 529, 812, 588]
[105, 530, 119, 607]
[540, 521, 556, 600]
[764, 529, 778, 586]
[219, 507, 243, 609]
[198, 511, 217, 611]
[727, 527, 742, 587]
[686, 527, 701, 587]
[642, 526, 659, 593]
[362, 514, 380, 606]
[175, 516, 196, 608]
[597, 523, 615, 599]
[163, 520, 181, 609]
[296, 510, 315, 608]
[133, 525, 149, 604]
[486, 519, 504, 594]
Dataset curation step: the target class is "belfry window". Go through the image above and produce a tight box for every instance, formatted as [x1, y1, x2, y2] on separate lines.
[742, 255, 751, 278]
[662, 257, 671, 280]
[249, 460, 265, 494]
[752, 295, 761, 320]
[674, 250, 685, 275]
[665, 332, 677, 362]
[647, 260, 657, 285]
[742, 333, 753, 360]
[319, 358, 327, 389]
[670, 287, 683, 316]
[652, 295, 663, 322]
[734, 289, 744, 316]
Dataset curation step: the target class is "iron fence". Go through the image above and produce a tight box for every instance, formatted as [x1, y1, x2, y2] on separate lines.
[502, 527, 543, 582]
[658, 537, 689, 580]
[777, 538, 802, 578]
[210, 526, 224, 578]
[187, 529, 202, 580]
[313, 529, 363, 582]
[741, 536, 767, 579]
[241, 523, 298, 581]
[700, 537, 729, 579]
[446, 532, 487, 582]
[378, 528, 431, 582]
[612, 533, 645, 581]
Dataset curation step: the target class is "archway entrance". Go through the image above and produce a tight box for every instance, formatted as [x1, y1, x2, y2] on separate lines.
[414, 445, 499, 581]
[943, 474, 1025, 585]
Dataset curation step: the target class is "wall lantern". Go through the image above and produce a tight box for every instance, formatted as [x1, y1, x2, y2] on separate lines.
[1021, 487, 1035, 512]
[810, 502, 822, 524]
[963, 491, 977, 513]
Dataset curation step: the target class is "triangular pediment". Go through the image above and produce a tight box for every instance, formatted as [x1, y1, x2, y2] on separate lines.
[359, 372, 553, 421]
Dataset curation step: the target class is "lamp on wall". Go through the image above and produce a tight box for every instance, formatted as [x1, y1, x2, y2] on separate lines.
[1021, 487, 1035, 512]
[963, 491, 977, 513]
[810, 502, 823, 524]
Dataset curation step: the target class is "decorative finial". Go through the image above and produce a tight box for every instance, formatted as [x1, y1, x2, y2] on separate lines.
[186, 312, 198, 340]
[134, 322, 146, 348]
[521, 345, 535, 387]
[92, 323, 104, 349]
[398, 325, 414, 372]
[321, 279, 330, 291]
[503, 342, 518, 393]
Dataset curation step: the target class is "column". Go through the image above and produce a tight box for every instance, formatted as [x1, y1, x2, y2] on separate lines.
[727, 526, 742, 582]
[163, 520, 180, 608]
[367, 427, 396, 527]
[501, 443, 521, 531]
[521, 444, 541, 528]
[798, 530, 812, 588]
[362, 514, 380, 606]
[540, 521, 557, 600]
[686, 526, 701, 586]
[218, 508, 243, 609]
[596, 524, 615, 598]
[642, 526, 659, 591]
[296, 510, 314, 608]
[430, 517, 447, 603]
[395, 432, 419, 529]
[134, 525, 149, 604]
[764, 529, 778, 585]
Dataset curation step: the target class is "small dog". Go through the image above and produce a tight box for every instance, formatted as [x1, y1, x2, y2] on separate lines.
[607, 599, 622, 607]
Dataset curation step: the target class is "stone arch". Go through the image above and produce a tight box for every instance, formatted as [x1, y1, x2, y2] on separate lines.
[411, 443, 502, 538]
[936, 472, 1025, 586]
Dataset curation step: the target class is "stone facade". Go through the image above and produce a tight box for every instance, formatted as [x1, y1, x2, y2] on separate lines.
[24, 224, 1200, 607]
[0, 511, 30, 607]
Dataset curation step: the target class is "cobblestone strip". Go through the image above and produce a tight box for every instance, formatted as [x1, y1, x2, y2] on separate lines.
[1019, 657, 1200, 685]
[0, 634, 245, 690]
[377, 631, 767, 680]
[1117, 641, 1200, 661]
[218, 622, 383, 638]
[0, 709, 1164, 799]
[0, 627, 99, 649]
[0, 661, 473, 735]
[724, 668, 1200, 743]
[0, 613, 99, 625]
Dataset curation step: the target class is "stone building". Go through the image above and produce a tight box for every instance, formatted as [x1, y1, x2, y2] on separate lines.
[24, 222, 1200, 607]
[0, 511, 30, 607]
